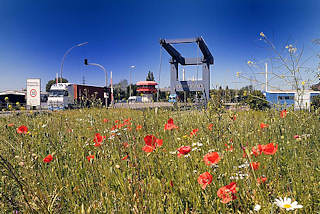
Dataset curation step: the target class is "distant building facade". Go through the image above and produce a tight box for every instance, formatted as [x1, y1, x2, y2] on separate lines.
[264, 90, 320, 109]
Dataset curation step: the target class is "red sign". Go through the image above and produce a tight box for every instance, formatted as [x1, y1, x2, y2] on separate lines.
[30, 89, 37, 97]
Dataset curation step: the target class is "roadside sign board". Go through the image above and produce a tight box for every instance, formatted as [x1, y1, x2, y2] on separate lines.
[27, 78, 41, 107]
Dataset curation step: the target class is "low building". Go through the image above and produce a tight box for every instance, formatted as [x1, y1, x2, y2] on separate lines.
[264, 90, 320, 109]
[0, 90, 26, 108]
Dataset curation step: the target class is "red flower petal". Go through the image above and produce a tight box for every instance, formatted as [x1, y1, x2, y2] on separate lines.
[260, 123, 269, 129]
[121, 155, 129, 160]
[17, 125, 28, 134]
[43, 154, 53, 163]
[86, 155, 95, 162]
[142, 145, 154, 153]
[164, 118, 178, 130]
[197, 172, 213, 190]
[250, 162, 260, 170]
[280, 109, 287, 118]
[257, 176, 267, 184]
[177, 146, 191, 157]
[203, 152, 220, 166]
[217, 182, 237, 203]
[262, 143, 278, 155]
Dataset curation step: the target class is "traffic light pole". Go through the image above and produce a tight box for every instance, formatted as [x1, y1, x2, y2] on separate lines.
[84, 59, 109, 107]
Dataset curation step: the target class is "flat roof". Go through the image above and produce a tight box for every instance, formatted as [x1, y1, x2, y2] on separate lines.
[0, 90, 26, 96]
[265, 90, 320, 93]
[136, 81, 158, 86]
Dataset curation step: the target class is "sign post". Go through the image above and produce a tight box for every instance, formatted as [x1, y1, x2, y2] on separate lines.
[26, 78, 41, 110]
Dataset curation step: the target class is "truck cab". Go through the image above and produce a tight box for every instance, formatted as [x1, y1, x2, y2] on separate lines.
[47, 83, 74, 110]
[128, 96, 142, 103]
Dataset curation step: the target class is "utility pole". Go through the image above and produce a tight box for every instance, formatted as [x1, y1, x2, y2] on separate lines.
[82, 75, 86, 85]
[130, 65, 135, 97]
[183, 68, 186, 102]
[110, 71, 114, 107]
[265, 62, 268, 92]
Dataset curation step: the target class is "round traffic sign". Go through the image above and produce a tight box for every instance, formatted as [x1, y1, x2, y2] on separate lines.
[30, 89, 37, 97]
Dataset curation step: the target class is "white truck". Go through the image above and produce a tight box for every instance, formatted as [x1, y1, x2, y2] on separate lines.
[47, 83, 107, 110]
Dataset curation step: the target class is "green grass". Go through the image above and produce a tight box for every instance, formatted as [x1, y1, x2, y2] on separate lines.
[0, 107, 319, 213]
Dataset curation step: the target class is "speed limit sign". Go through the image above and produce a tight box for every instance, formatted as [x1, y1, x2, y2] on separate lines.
[30, 89, 37, 97]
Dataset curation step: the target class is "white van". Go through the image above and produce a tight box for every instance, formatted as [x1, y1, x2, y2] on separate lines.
[128, 96, 142, 103]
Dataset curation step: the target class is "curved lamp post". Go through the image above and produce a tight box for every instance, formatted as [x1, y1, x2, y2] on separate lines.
[60, 42, 88, 83]
[84, 59, 108, 107]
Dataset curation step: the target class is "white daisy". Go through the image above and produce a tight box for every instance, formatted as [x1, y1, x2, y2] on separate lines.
[274, 197, 303, 211]
[254, 204, 261, 211]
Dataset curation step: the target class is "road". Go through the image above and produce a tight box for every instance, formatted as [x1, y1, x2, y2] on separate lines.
[113, 102, 173, 109]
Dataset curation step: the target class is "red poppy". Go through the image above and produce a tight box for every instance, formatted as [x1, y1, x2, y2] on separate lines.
[190, 128, 199, 137]
[217, 182, 237, 204]
[260, 123, 269, 129]
[115, 120, 120, 124]
[93, 133, 103, 143]
[123, 118, 131, 123]
[261, 142, 278, 155]
[123, 119, 131, 126]
[203, 152, 221, 166]
[121, 155, 129, 160]
[103, 118, 108, 123]
[86, 155, 95, 162]
[142, 135, 163, 153]
[224, 144, 233, 152]
[197, 172, 213, 190]
[144, 135, 163, 147]
[136, 125, 142, 130]
[257, 176, 267, 184]
[230, 115, 236, 121]
[17, 125, 28, 134]
[280, 109, 287, 118]
[164, 118, 178, 130]
[93, 133, 104, 147]
[250, 162, 260, 170]
[142, 145, 154, 153]
[294, 135, 300, 139]
[170, 180, 174, 188]
[251, 144, 264, 157]
[43, 154, 53, 163]
[8, 123, 14, 127]
[208, 123, 214, 131]
[123, 142, 129, 148]
[177, 146, 191, 157]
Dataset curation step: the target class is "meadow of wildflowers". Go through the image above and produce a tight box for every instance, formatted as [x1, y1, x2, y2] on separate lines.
[0, 107, 319, 213]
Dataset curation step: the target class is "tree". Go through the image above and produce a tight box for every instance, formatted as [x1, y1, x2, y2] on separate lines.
[244, 90, 270, 110]
[146, 71, 155, 81]
[46, 78, 68, 92]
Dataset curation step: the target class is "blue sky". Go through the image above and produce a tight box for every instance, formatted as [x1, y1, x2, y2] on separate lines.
[1, 0, 320, 91]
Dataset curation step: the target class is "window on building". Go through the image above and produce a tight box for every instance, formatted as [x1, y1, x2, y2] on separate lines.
[278, 96, 294, 100]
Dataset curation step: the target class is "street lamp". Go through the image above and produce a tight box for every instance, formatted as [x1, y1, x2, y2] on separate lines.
[60, 42, 88, 83]
[84, 59, 108, 107]
[130, 65, 135, 97]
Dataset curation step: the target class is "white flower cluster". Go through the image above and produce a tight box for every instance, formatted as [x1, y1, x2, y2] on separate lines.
[285, 44, 297, 54]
